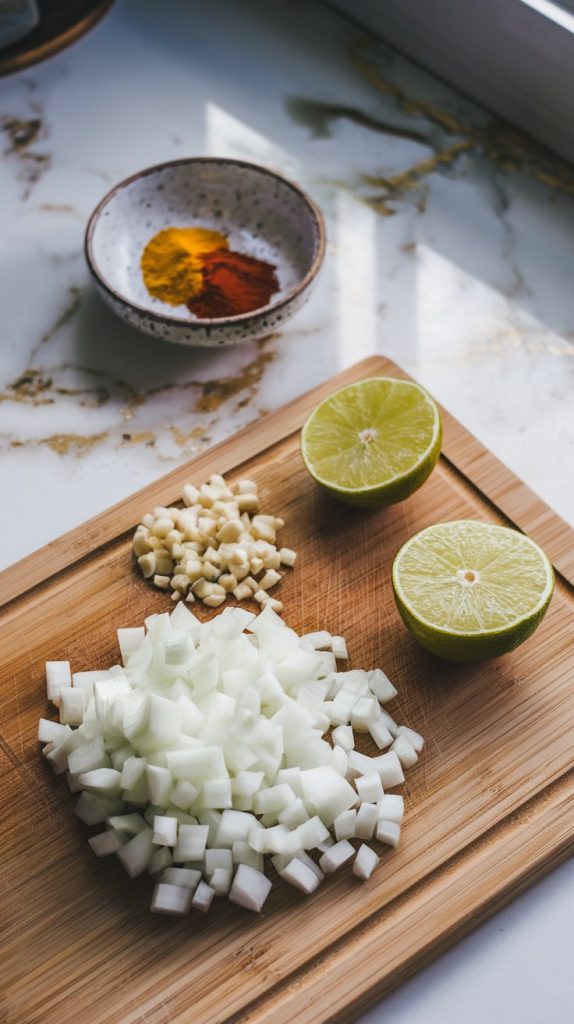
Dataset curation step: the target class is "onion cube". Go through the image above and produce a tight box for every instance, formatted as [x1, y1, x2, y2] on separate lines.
[334, 809, 357, 841]
[205, 848, 233, 875]
[192, 881, 215, 912]
[376, 819, 401, 848]
[347, 750, 377, 777]
[108, 812, 146, 835]
[275, 768, 304, 798]
[248, 825, 269, 854]
[211, 867, 233, 895]
[376, 795, 404, 824]
[316, 836, 334, 852]
[319, 840, 354, 874]
[122, 774, 149, 805]
[66, 770, 83, 792]
[166, 746, 227, 780]
[146, 765, 173, 806]
[280, 858, 322, 895]
[38, 719, 72, 745]
[110, 746, 134, 772]
[75, 792, 123, 824]
[331, 725, 354, 752]
[296, 815, 330, 850]
[229, 864, 272, 913]
[117, 827, 154, 877]
[232, 841, 264, 872]
[355, 802, 378, 839]
[196, 810, 222, 845]
[162, 867, 201, 889]
[177, 695, 205, 737]
[78, 768, 122, 796]
[262, 824, 301, 856]
[368, 719, 394, 750]
[231, 771, 265, 797]
[351, 697, 380, 732]
[151, 882, 192, 915]
[170, 779, 199, 810]
[316, 651, 337, 676]
[163, 638, 191, 666]
[353, 844, 380, 881]
[378, 708, 399, 737]
[302, 631, 332, 650]
[58, 687, 86, 726]
[144, 693, 181, 749]
[201, 778, 232, 809]
[120, 756, 146, 791]
[46, 661, 71, 705]
[356, 773, 384, 804]
[253, 784, 295, 815]
[331, 636, 348, 660]
[173, 824, 209, 862]
[68, 738, 107, 776]
[169, 600, 201, 633]
[373, 751, 404, 788]
[148, 847, 173, 875]
[72, 670, 107, 700]
[367, 669, 398, 704]
[329, 700, 353, 727]
[153, 815, 178, 847]
[330, 744, 349, 777]
[45, 745, 68, 775]
[88, 829, 126, 857]
[296, 850, 325, 881]
[277, 798, 309, 829]
[117, 627, 145, 663]
[301, 766, 356, 827]
[396, 725, 425, 753]
[271, 852, 292, 874]
[391, 734, 418, 768]
[215, 810, 258, 847]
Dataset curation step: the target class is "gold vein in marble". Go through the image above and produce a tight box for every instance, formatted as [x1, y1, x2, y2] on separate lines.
[0, 367, 110, 408]
[2, 337, 278, 458]
[286, 96, 431, 147]
[121, 431, 156, 446]
[1, 103, 51, 199]
[10, 432, 108, 455]
[194, 341, 276, 413]
[363, 140, 474, 215]
[349, 37, 574, 202]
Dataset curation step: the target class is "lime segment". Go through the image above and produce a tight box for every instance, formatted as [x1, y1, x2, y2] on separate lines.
[301, 377, 442, 507]
[392, 520, 554, 661]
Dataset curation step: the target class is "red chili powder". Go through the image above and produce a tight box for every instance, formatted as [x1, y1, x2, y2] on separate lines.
[186, 249, 279, 318]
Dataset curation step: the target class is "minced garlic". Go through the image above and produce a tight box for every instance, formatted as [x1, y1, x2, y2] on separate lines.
[133, 474, 296, 610]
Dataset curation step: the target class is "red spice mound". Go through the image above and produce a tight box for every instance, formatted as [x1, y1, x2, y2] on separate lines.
[187, 249, 279, 318]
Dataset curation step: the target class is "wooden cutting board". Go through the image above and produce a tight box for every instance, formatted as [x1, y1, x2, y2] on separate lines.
[1, 355, 573, 1024]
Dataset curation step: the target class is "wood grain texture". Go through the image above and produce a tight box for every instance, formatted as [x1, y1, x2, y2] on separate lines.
[1, 356, 573, 1024]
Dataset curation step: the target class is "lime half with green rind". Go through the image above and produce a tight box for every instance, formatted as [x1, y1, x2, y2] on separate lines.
[301, 377, 442, 508]
[392, 519, 554, 661]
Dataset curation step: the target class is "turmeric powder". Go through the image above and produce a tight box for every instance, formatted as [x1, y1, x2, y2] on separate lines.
[141, 227, 228, 306]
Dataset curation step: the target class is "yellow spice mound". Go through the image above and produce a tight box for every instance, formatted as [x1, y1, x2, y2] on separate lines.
[141, 227, 228, 306]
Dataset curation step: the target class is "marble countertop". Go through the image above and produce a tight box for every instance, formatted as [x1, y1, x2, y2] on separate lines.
[1, 0, 573, 1020]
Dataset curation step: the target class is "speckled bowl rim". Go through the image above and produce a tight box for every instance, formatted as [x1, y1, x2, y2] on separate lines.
[84, 156, 326, 327]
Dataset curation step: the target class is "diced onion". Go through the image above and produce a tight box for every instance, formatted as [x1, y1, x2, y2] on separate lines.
[40, 602, 423, 914]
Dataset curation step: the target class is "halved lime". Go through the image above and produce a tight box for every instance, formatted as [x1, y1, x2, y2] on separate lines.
[392, 520, 554, 661]
[301, 377, 442, 507]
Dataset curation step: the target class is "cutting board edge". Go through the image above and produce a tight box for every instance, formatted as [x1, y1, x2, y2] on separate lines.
[235, 767, 574, 1024]
[1, 354, 572, 609]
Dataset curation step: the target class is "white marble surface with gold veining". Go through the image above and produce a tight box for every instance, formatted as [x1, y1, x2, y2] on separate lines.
[1, 1, 573, 1021]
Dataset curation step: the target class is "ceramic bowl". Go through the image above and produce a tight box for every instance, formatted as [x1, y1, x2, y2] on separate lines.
[84, 157, 325, 346]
